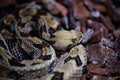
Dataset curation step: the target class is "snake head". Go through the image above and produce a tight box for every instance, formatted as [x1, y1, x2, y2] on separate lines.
[43, 29, 83, 51]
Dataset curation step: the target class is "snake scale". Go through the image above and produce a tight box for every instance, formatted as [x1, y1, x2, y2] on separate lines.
[0, 8, 87, 80]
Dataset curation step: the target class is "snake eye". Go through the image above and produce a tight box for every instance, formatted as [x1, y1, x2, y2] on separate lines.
[4, 14, 15, 25]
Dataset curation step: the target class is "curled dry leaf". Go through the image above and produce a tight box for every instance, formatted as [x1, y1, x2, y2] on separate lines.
[91, 75, 120, 80]
[91, 31, 102, 43]
[25, 1, 42, 10]
[101, 38, 114, 48]
[94, 4, 106, 12]
[87, 64, 109, 75]
[116, 50, 120, 59]
[82, 28, 94, 44]
[41, 0, 67, 16]
[82, 28, 103, 43]
[105, 0, 120, 22]
[19, 9, 37, 18]
[3, 14, 15, 25]
[84, 0, 106, 12]
[113, 30, 120, 58]
[113, 29, 120, 44]
[86, 42, 119, 75]
[87, 20, 108, 38]
[87, 20, 107, 32]
[74, 2, 90, 18]
[91, 75, 109, 80]
[0, 0, 16, 8]
[86, 44, 106, 65]
[114, 10, 120, 20]
[82, 24, 105, 43]
[101, 15, 115, 31]
[103, 51, 119, 74]
[80, 18, 87, 33]
[42, 29, 83, 50]
[81, 74, 87, 80]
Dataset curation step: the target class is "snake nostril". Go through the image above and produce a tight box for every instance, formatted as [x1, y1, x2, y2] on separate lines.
[82, 65, 87, 74]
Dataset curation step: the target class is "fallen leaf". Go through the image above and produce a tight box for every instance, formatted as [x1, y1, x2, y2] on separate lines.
[87, 64, 108, 75]
[74, 2, 90, 18]
[101, 15, 115, 31]
[41, 0, 68, 16]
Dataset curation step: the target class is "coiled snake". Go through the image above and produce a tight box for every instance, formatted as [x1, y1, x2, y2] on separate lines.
[0, 9, 87, 80]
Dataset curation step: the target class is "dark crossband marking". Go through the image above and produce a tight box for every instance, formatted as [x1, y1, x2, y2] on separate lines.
[64, 56, 72, 64]
[51, 72, 64, 80]
[75, 55, 82, 67]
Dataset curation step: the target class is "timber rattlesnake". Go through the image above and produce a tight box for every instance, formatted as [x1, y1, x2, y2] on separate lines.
[0, 8, 87, 80]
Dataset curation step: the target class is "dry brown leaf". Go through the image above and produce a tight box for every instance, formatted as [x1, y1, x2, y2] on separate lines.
[101, 15, 115, 31]
[87, 20, 108, 38]
[74, 2, 90, 18]
[86, 44, 106, 65]
[41, 0, 68, 16]
[87, 64, 108, 75]
[84, 0, 106, 12]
